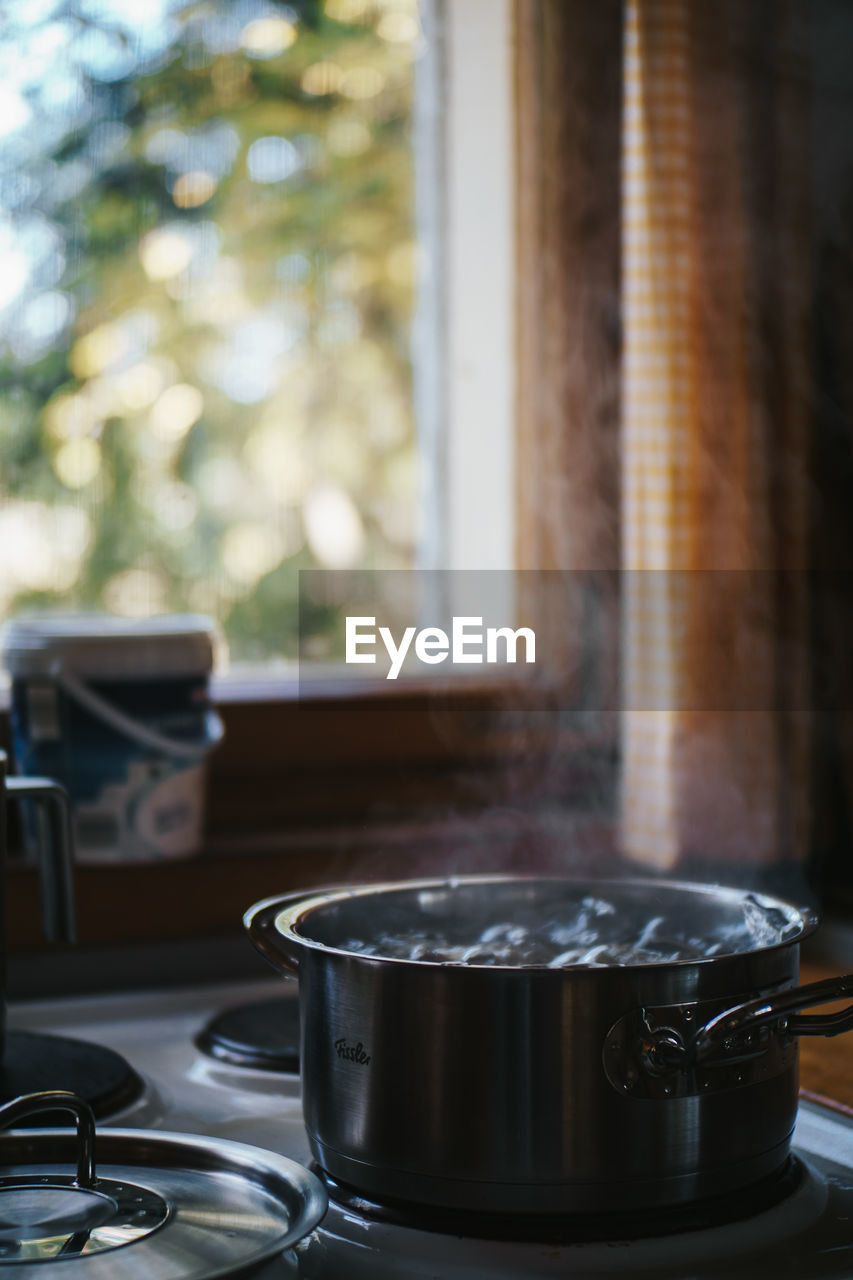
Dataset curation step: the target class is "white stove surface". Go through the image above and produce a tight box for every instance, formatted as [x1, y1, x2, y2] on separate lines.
[10, 980, 853, 1279]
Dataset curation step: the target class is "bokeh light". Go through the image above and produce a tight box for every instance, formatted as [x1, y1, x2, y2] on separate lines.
[172, 171, 217, 208]
[69, 321, 129, 378]
[301, 61, 343, 96]
[221, 521, 286, 588]
[303, 482, 365, 569]
[103, 567, 170, 617]
[325, 0, 371, 22]
[339, 67, 385, 100]
[54, 437, 102, 488]
[327, 117, 372, 157]
[240, 17, 297, 58]
[377, 11, 420, 43]
[247, 137, 301, 184]
[139, 228, 194, 281]
[114, 360, 167, 413]
[0, 502, 91, 600]
[148, 384, 204, 441]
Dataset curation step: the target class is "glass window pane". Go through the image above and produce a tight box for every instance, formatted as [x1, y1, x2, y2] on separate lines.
[0, 0, 418, 661]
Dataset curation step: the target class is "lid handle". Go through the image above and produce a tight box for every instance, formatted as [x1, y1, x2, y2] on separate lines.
[0, 1091, 96, 1187]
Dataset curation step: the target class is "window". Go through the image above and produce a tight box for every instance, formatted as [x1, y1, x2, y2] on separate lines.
[0, 0, 421, 662]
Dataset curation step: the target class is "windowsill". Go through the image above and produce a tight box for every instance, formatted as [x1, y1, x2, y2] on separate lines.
[0, 661, 569, 707]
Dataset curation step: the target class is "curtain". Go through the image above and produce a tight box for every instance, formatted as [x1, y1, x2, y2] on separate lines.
[513, 0, 623, 697]
[620, 0, 813, 871]
[515, 0, 622, 574]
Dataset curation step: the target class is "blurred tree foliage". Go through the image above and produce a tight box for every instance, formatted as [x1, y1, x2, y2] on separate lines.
[0, 0, 417, 660]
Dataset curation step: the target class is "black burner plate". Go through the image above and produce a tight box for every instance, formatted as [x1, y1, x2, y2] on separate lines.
[196, 992, 300, 1072]
[0, 1031, 143, 1122]
[317, 1157, 805, 1244]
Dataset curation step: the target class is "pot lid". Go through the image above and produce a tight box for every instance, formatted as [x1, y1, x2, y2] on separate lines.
[0, 1092, 326, 1277]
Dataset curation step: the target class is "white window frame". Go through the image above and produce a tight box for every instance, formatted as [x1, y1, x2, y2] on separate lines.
[415, 0, 516, 575]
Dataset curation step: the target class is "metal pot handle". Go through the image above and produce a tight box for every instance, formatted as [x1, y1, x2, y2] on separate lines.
[243, 894, 309, 975]
[6, 776, 75, 942]
[605, 972, 853, 1097]
[693, 973, 853, 1066]
[244, 885, 358, 976]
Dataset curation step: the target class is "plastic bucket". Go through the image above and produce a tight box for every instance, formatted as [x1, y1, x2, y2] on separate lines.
[1, 614, 224, 865]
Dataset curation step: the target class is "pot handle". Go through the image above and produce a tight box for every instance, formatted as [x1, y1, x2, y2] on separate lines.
[243, 893, 310, 976]
[7, 775, 75, 943]
[693, 973, 853, 1066]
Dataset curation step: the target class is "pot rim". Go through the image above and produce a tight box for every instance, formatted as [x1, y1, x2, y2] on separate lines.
[259, 874, 819, 974]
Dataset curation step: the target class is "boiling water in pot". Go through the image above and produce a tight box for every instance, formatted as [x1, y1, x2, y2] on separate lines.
[340, 893, 801, 967]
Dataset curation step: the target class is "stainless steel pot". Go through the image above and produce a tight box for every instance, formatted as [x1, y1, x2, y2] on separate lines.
[245, 875, 853, 1216]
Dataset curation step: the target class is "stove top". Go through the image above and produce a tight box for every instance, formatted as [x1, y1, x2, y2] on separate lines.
[0, 1030, 142, 1120]
[10, 980, 853, 1278]
[196, 994, 300, 1073]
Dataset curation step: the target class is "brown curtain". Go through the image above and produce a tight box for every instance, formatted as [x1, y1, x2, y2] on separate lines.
[514, 0, 828, 875]
[515, 0, 623, 574]
[620, 0, 813, 872]
[514, 0, 622, 691]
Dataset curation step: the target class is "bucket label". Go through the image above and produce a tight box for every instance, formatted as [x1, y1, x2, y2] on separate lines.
[73, 762, 204, 862]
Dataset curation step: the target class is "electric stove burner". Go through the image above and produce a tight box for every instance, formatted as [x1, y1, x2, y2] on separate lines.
[196, 990, 300, 1072]
[317, 1157, 805, 1244]
[0, 1032, 143, 1122]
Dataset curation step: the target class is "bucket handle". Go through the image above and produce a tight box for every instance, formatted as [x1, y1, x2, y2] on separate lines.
[52, 668, 223, 763]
